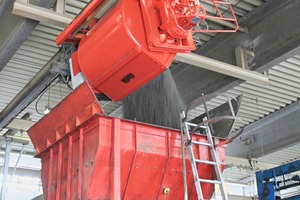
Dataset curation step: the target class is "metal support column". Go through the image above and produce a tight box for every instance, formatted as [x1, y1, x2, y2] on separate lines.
[180, 112, 188, 200]
[1, 139, 12, 200]
[10, 144, 26, 182]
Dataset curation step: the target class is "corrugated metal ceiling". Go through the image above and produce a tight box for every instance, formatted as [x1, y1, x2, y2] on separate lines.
[0, 0, 269, 127]
[258, 142, 300, 165]
[223, 140, 300, 185]
[187, 54, 300, 132]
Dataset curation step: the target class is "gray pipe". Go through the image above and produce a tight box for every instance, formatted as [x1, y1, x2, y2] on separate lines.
[0, 0, 14, 20]
[0, 139, 11, 200]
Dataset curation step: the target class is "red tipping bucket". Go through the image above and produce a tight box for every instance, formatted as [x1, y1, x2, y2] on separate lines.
[57, 0, 196, 102]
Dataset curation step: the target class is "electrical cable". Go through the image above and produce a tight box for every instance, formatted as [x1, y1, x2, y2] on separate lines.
[35, 80, 60, 116]
[203, 19, 209, 30]
[34, 69, 74, 116]
[47, 81, 51, 107]
[59, 79, 63, 100]
[59, 72, 73, 91]
[66, 80, 73, 91]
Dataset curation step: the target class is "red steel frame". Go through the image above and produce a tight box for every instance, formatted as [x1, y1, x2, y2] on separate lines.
[56, 0, 239, 45]
[193, 1, 239, 33]
[56, 0, 104, 45]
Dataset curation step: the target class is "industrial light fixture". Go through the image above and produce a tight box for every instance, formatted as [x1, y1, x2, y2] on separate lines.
[44, 105, 51, 114]
[44, 83, 52, 114]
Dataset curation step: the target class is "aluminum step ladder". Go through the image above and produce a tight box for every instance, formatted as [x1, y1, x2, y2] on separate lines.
[180, 116, 228, 200]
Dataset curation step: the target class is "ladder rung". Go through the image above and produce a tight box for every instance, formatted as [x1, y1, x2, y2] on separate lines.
[194, 159, 217, 165]
[199, 179, 221, 184]
[186, 122, 207, 130]
[191, 141, 212, 147]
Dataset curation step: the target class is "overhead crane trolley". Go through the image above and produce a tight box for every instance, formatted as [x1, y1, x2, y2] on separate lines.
[55, 0, 239, 102]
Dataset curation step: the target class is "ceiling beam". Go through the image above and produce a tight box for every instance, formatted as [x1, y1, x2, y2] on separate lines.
[225, 156, 277, 170]
[172, 0, 300, 104]
[226, 100, 300, 159]
[0, 135, 30, 145]
[12, 1, 72, 28]
[6, 119, 35, 131]
[3, 113, 32, 137]
[175, 53, 269, 86]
